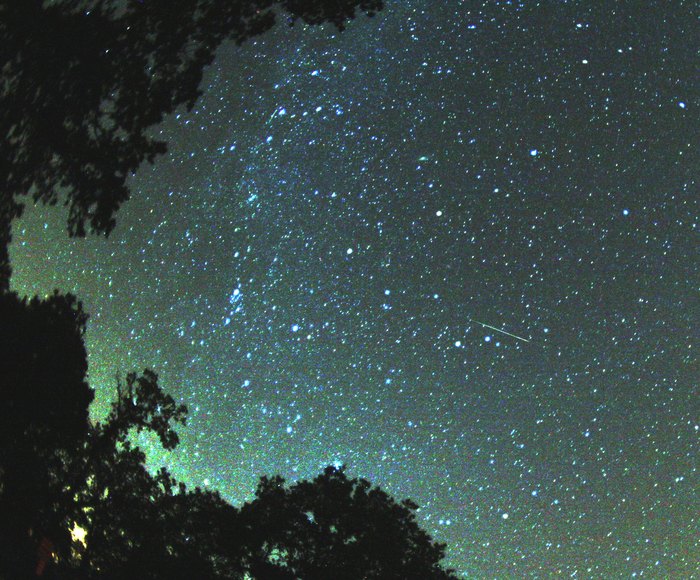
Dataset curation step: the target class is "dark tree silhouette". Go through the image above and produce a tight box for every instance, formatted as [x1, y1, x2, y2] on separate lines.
[0, 0, 383, 290]
[62, 458, 459, 579]
[0, 291, 93, 578]
[0, 347, 456, 577]
[40, 370, 457, 578]
[238, 467, 459, 579]
[0, 350, 457, 577]
[67, 370, 201, 577]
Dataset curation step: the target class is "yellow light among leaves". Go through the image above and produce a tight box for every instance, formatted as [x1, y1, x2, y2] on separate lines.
[70, 523, 87, 548]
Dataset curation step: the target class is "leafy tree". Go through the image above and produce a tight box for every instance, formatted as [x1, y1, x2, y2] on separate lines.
[42, 372, 457, 578]
[0, 297, 456, 578]
[68, 370, 189, 575]
[1, 339, 457, 577]
[63, 370, 244, 579]
[0, 291, 93, 578]
[238, 466, 459, 580]
[0, 0, 384, 290]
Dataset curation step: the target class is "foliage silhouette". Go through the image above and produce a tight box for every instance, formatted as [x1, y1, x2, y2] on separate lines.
[238, 466, 459, 579]
[58, 377, 457, 578]
[0, 295, 456, 576]
[0, 291, 93, 577]
[63, 457, 459, 578]
[0, 0, 383, 290]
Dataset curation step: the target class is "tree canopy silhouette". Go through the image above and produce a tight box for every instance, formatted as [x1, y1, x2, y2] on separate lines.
[0, 293, 457, 578]
[238, 467, 458, 579]
[0, 291, 93, 577]
[0, 0, 383, 290]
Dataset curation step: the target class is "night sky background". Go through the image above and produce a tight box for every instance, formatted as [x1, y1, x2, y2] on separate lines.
[9, 1, 699, 577]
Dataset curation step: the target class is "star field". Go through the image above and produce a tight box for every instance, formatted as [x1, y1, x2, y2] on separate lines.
[9, 2, 698, 576]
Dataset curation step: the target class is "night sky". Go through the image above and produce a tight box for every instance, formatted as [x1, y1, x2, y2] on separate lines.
[9, 2, 699, 576]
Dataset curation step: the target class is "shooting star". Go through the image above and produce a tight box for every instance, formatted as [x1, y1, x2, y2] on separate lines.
[469, 319, 531, 343]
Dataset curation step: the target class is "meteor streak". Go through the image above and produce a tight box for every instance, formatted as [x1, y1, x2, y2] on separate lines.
[469, 319, 531, 343]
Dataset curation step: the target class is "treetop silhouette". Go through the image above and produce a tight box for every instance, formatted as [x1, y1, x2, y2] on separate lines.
[239, 466, 459, 579]
[0, 291, 458, 577]
[0, 291, 93, 577]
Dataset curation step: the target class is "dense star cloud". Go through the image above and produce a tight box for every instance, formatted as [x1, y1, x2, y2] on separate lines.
[10, 2, 698, 576]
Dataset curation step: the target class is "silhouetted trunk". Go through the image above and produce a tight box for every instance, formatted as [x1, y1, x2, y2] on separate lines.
[0, 196, 15, 293]
[0, 448, 42, 578]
